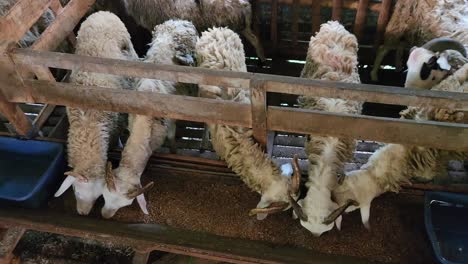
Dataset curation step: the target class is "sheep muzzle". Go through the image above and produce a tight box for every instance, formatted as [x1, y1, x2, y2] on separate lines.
[126, 181, 155, 199]
[64, 171, 88, 183]
[322, 199, 358, 225]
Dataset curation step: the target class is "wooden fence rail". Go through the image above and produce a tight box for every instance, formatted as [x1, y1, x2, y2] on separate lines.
[1, 48, 468, 151]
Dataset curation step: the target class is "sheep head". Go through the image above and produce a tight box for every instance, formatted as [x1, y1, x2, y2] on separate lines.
[101, 162, 154, 219]
[54, 170, 105, 215]
[248, 155, 303, 220]
[405, 37, 467, 89]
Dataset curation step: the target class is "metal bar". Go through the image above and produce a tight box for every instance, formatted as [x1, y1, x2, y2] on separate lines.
[291, 0, 300, 46]
[270, 0, 279, 51]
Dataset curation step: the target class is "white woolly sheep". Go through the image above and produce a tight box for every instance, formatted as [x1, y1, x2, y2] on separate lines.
[119, 0, 265, 62]
[290, 21, 362, 236]
[101, 19, 198, 219]
[329, 50, 468, 230]
[371, 0, 468, 81]
[196, 27, 301, 220]
[54, 11, 138, 215]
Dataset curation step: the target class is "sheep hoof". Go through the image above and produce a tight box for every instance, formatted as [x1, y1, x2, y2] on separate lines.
[370, 69, 379, 82]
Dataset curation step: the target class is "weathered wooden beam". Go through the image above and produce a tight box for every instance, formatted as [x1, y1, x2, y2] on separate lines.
[11, 49, 252, 89]
[375, 0, 392, 46]
[5, 79, 252, 128]
[331, 0, 343, 21]
[31, 0, 95, 52]
[353, 0, 369, 40]
[49, 0, 77, 47]
[267, 106, 468, 151]
[401, 183, 468, 194]
[0, 207, 370, 264]
[0, 90, 32, 136]
[0, 227, 25, 264]
[0, 0, 52, 43]
[257, 0, 381, 13]
[9, 49, 468, 109]
[264, 75, 468, 109]
[250, 79, 268, 148]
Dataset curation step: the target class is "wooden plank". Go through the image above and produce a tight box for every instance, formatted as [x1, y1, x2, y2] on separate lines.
[267, 106, 468, 151]
[0, 207, 370, 264]
[11, 49, 252, 89]
[331, 0, 343, 21]
[264, 75, 468, 109]
[270, 0, 279, 50]
[31, 0, 95, 52]
[250, 79, 268, 148]
[257, 0, 381, 12]
[9, 49, 468, 109]
[291, 0, 300, 45]
[49, 0, 77, 47]
[6, 79, 252, 128]
[0, 90, 32, 136]
[0, 0, 52, 43]
[0, 227, 25, 263]
[31, 103, 56, 135]
[375, 0, 392, 46]
[353, 0, 369, 40]
[401, 183, 468, 194]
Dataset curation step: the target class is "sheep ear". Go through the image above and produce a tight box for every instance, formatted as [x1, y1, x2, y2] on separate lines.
[335, 215, 342, 231]
[54, 175, 76, 197]
[436, 56, 451, 71]
[360, 204, 371, 230]
[136, 194, 149, 215]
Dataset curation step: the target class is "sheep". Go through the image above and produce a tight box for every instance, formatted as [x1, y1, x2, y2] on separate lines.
[54, 11, 138, 215]
[405, 38, 467, 89]
[371, 0, 468, 81]
[196, 27, 301, 220]
[101, 19, 198, 219]
[286, 21, 362, 236]
[327, 45, 468, 229]
[118, 0, 265, 62]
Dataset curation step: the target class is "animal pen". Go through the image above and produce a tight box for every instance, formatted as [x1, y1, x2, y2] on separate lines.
[0, 0, 467, 263]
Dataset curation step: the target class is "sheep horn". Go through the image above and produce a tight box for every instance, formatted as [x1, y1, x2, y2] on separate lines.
[289, 195, 308, 222]
[64, 171, 88, 183]
[126, 181, 155, 199]
[248, 201, 289, 216]
[422, 37, 467, 58]
[322, 199, 358, 225]
[290, 155, 301, 195]
[105, 162, 117, 192]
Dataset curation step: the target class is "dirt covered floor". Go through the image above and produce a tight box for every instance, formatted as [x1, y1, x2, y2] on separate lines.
[48, 170, 436, 264]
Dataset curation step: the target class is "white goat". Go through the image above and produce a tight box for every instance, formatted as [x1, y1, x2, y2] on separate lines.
[54, 11, 138, 215]
[101, 20, 198, 219]
[329, 41, 468, 229]
[120, 0, 265, 62]
[196, 27, 301, 220]
[371, 0, 468, 81]
[289, 21, 362, 236]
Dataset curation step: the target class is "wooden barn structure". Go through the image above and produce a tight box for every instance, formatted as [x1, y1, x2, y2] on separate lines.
[0, 0, 467, 263]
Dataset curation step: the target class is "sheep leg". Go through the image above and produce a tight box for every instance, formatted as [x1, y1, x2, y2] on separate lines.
[360, 204, 371, 230]
[371, 45, 392, 82]
[395, 42, 406, 72]
[199, 124, 211, 153]
[241, 27, 266, 63]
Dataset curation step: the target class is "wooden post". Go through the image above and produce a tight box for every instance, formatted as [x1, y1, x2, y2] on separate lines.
[375, 0, 392, 47]
[292, 0, 300, 47]
[250, 78, 268, 149]
[311, 0, 322, 34]
[0, 91, 32, 136]
[270, 0, 279, 51]
[332, 0, 343, 21]
[0, 0, 52, 43]
[0, 227, 26, 264]
[353, 0, 369, 40]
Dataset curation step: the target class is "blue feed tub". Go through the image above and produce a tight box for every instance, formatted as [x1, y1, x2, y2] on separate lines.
[425, 191, 468, 264]
[0, 136, 66, 208]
